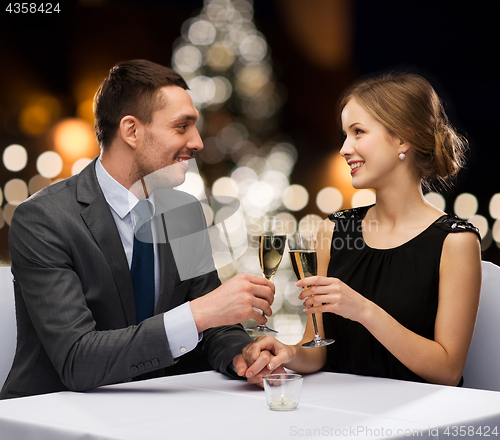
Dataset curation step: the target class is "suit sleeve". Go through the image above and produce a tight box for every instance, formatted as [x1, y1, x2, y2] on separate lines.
[9, 198, 176, 392]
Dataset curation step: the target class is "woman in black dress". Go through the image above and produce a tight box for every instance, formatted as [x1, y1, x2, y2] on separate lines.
[239, 73, 481, 386]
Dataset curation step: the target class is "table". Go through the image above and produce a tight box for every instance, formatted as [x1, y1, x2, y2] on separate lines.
[0, 371, 499, 439]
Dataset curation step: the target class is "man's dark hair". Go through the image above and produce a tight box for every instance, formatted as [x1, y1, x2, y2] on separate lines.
[94, 59, 188, 149]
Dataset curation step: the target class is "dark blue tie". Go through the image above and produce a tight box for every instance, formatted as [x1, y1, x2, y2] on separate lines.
[131, 200, 155, 324]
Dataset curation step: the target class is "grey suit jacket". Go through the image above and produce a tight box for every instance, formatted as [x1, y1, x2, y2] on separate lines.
[1, 159, 251, 399]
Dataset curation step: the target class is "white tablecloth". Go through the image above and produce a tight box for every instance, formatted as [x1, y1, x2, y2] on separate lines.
[0, 371, 499, 439]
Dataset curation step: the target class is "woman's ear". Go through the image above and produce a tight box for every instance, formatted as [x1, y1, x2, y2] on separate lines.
[399, 139, 409, 154]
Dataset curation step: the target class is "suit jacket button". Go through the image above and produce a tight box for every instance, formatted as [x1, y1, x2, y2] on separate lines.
[131, 366, 139, 374]
[145, 361, 152, 369]
[152, 359, 159, 367]
[138, 363, 145, 371]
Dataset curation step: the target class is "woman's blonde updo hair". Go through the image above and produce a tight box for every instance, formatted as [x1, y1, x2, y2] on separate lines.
[339, 73, 467, 185]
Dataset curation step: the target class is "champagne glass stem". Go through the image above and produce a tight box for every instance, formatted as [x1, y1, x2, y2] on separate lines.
[311, 313, 320, 335]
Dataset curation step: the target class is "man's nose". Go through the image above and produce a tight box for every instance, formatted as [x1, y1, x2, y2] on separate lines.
[188, 128, 204, 151]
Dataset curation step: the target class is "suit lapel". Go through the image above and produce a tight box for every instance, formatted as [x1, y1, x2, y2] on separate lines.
[77, 159, 137, 325]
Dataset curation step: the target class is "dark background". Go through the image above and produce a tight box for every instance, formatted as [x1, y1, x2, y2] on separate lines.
[0, 0, 498, 263]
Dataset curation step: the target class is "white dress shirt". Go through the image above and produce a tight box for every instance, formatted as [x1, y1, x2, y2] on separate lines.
[95, 159, 199, 358]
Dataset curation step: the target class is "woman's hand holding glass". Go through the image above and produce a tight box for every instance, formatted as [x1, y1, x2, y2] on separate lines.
[297, 276, 372, 324]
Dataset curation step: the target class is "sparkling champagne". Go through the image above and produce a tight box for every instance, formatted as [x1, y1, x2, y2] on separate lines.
[289, 250, 317, 282]
[288, 232, 334, 348]
[259, 235, 286, 280]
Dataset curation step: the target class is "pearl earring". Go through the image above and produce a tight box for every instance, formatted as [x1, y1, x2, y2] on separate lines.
[398, 150, 406, 161]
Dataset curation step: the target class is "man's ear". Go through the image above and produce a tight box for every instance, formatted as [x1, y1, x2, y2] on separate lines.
[118, 115, 140, 149]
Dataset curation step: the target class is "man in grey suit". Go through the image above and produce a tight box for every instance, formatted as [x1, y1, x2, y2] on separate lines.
[1, 60, 275, 399]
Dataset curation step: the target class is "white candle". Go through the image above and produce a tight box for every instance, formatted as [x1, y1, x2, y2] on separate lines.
[270, 393, 295, 410]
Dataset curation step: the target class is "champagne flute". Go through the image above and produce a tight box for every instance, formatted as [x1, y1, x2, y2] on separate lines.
[288, 232, 335, 348]
[246, 232, 286, 333]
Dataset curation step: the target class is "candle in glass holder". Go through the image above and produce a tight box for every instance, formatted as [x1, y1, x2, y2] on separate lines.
[263, 374, 302, 411]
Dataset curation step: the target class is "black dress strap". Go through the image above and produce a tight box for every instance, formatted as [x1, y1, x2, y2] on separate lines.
[328, 205, 373, 221]
[433, 214, 481, 242]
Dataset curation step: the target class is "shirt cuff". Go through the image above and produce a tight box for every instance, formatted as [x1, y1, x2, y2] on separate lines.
[163, 303, 200, 358]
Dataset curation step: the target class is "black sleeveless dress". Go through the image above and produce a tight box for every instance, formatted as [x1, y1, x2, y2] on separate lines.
[322, 205, 480, 383]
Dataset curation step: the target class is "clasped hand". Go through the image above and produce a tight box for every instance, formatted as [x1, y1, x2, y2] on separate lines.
[234, 275, 371, 386]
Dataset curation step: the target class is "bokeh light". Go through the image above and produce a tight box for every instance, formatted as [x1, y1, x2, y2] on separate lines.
[492, 219, 500, 244]
[174, 170, 206, 199]
[282, 184, 309, 211]
[36, 151, 63, 178]
[188, 76, 216, 106]
[3, 144, 28, 172]
[468, 214, 488, 239]
[231, 166, 257, 195]
[489, 194, 500, 219]
[274, 212, 297, 234]
[212, 176, 238, 198]
[235, 64, 271, 97]
[2, 203, 17, 226]
[424, 192, 446, 211]
[267, 150, 295, 176]
[351, 189, 376, 208]
[239, 34, 267, 62]
[298, 214, 323, 234]
[188, 19, 217, 46]
[316, 187, 343, 214]
[210, 76, 232, 104]
[244, 181, 275, 212]
[4, 179, 29, 205]
[260, 169, 288, 192]
[71, 158, 93, 175]
[52, 118, 98, 162]
[454, 193, 478, 219]
[174, 45, 203, 73]
[207, 43, 236, 70]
